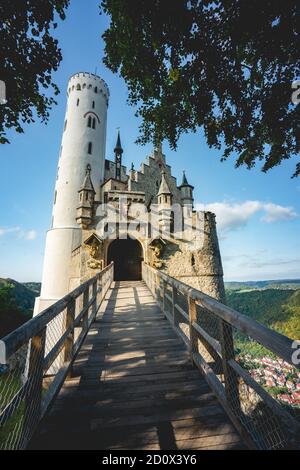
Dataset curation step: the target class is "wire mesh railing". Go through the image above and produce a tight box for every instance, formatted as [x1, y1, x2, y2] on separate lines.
[142, 262, 300, 450]
[0, 263, 114, 450]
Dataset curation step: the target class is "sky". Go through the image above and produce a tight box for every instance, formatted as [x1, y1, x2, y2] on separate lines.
[0, 0, 299, 283]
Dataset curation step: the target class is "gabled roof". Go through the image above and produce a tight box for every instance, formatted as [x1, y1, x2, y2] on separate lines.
[84, 232, 103, 246]
[157, 171, 172, 196]
[148, 237, 167, 248]
[80, 164, 95, 193]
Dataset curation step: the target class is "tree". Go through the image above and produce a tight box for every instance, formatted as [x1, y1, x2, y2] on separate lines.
[0, 0, 69, 144]
[101, 0, 300, 176]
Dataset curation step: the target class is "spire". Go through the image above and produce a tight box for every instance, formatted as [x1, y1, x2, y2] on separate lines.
[114, 129, 123, 154]
[114, 129, 123, 180]
[179, 170, 194, 189]
[154, 140, 162, 156]
[80, 164, 95, 193]
[181, 170, 188, 186]
[157, 171, 172, 196]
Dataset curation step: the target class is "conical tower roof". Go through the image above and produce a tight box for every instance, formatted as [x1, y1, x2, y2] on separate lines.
[80, 164, 95, 193]
[114, 129, 123, 154]
[157, 171, 172, 196]
[179, 170, 194, 189]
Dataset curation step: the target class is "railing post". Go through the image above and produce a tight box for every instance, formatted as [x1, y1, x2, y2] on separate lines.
[21, 327, 46, 447]
[92, 279, 97, 320]
[162, 280, 166, 314]
[82, 286, 89, 332]
[64, 298, 75, 374]
[219, 319, 241, 413]
[171, 285, 176, 327]
[155, 271, 160, 302]
[188, 296, 198, 356]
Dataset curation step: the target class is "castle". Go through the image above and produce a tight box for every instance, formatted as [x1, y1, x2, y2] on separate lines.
[34, 72, 225, 316]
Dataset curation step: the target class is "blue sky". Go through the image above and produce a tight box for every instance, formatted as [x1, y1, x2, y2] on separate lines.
[0, 0, 299, 282]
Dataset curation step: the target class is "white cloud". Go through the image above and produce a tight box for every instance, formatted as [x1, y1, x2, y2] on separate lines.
[0, 227, 37, 241]
[0, 226, 21, 236]
[24, 230, 37, 241]
[195, 200, 298, 233]
[261, 203, 297, 223]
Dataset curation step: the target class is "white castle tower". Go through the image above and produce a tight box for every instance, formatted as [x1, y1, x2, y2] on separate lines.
[34, 72, 109, 315]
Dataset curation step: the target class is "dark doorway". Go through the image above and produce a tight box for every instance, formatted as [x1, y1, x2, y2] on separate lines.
[107, 239, 143, 281]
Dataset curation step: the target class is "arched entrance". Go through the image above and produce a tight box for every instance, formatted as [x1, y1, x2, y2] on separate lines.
[107, 239, 143, 281]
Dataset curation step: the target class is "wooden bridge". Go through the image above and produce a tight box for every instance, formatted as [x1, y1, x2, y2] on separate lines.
[0, 263, 299, 450]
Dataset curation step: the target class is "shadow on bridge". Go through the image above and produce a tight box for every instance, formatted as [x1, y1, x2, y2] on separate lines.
[29, 282, 243, 450]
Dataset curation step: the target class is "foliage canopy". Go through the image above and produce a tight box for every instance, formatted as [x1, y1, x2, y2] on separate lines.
[101, 0, 300, 176]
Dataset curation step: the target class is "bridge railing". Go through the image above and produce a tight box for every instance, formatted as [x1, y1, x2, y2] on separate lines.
[0, 262, 114, 450]
[142, 262, 300, 450]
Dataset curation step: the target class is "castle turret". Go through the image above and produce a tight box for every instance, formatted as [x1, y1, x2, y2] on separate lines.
[76, 164, 96, 228]
[114, 129, 123, 180]
[179, 171, 194, 207]
[157, 171, 173, 236]
[34, 72, 109, 315]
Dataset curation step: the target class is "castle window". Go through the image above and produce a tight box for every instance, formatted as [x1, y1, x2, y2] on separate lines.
[92, 100, 95, 109]
[77, 98, 79, 106]
[88, 84, 92, 89]
[86, 193, 89, 201]
[87, 116, 92, 128]
[94, 86, 98, 93]
[92, 117, 96, 129]
[191, 254, 195, 267]
[64, 120, 67, 131]
[88, 142, 92, 154]
[54, 190, 57, 205]
[76, 84, 81, 91]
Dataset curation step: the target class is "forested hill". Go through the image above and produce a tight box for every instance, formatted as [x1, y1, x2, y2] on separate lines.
[226, 288, 300, 339]
[0, 279, 41, 338]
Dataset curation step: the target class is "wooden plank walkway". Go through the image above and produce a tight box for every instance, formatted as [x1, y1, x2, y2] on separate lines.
[30, 281, 244, 450]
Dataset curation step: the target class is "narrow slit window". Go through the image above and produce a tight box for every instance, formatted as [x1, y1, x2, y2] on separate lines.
[77, 98, 79, 106]
[88, 142, 92, 154]
[92, 101, 95, 109]
[87, 116, 92, 128]
[92, 118, 96, 129]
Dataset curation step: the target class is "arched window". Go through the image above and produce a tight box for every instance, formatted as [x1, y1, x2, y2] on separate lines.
[76, 84, 81, 90]
[88, 142, 92, 154]
[92, 118, 96, 129]
[87, 116, 92, 128]
[88, 84, 92, 89]
[92, 101, 95, 109]
[94, 86, 98, 93]
[77, 98, 79, 106]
